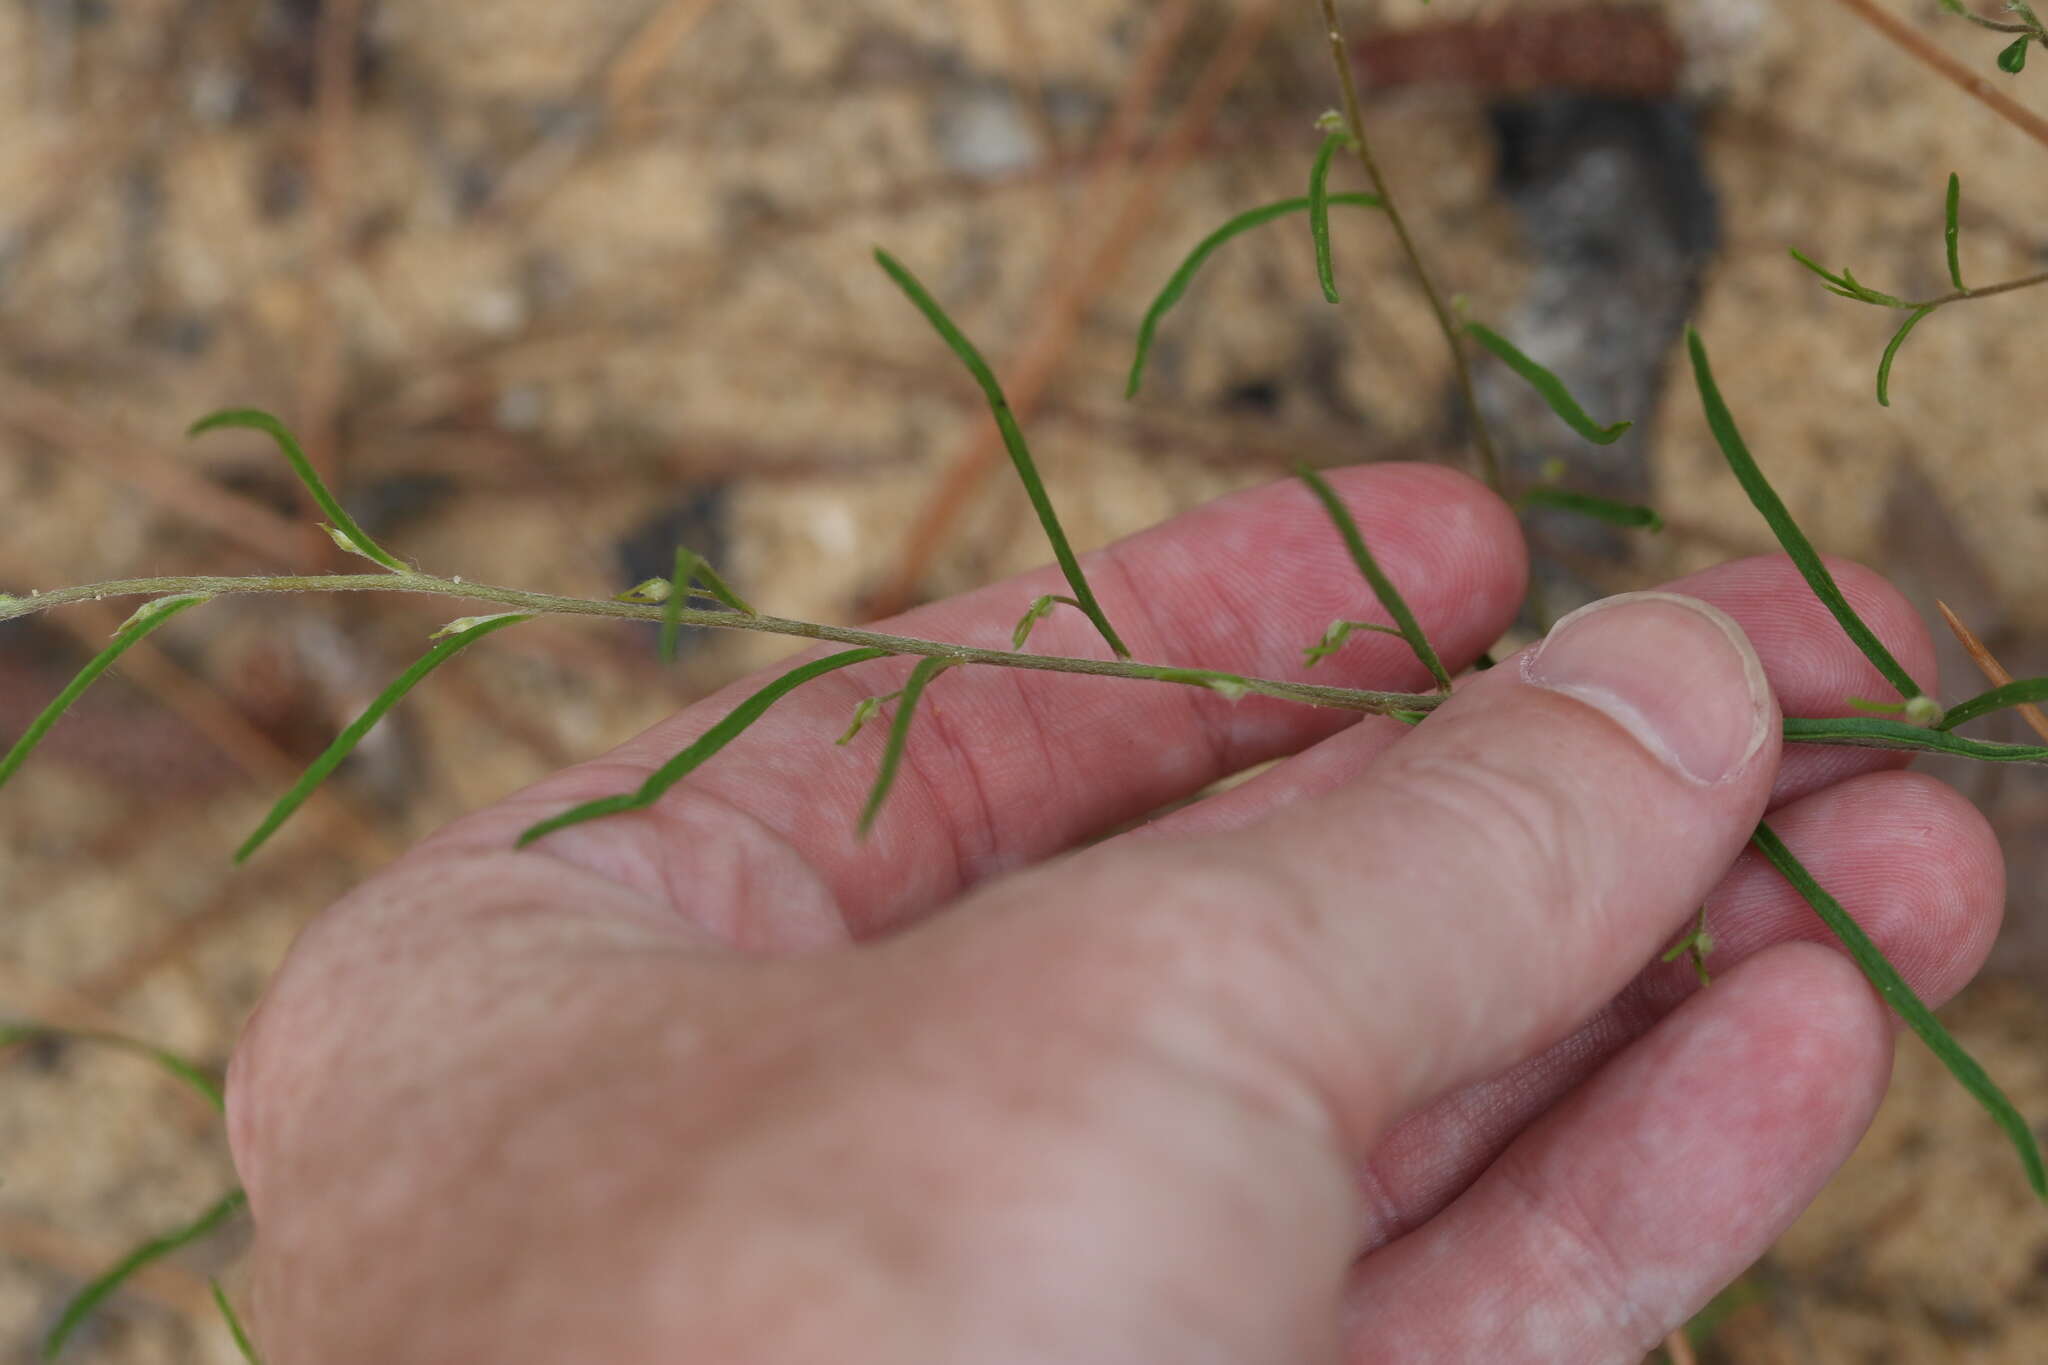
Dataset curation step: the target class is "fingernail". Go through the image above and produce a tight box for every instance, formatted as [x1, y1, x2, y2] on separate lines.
[1522, 592, 1771, 785]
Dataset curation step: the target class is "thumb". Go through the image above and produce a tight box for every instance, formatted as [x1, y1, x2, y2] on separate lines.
[1003, 590, 1780, 1150]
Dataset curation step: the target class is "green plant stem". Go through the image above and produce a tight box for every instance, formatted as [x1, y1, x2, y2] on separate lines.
[24, 573, 2048, 768]
[0, 573, 1415, 715]
[1315, 0, 1503, 495]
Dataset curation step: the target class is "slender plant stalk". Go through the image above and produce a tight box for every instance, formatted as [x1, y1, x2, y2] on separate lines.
[19, 573, 2048, 769]
[0, 572, 1420, 716]
[1314, 0, 1504, 494]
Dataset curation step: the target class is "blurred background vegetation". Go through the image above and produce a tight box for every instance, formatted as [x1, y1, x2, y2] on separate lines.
[3, 1, 2048, 1359]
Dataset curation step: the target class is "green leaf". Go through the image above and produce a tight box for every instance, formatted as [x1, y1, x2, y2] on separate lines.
[1686, 329, 1924, 701]
[1464, 322, 1634, 445]
[1147, 667, 1257, 701]
[1011, 594, 1081, 650]
[1294, 465, 1453, 692]
[1302, 618, 1405, 667]
[43, 1188, 249, 1359]
[1935, 676, 2048, 731]
[1783, 715, 2048, 762]
[0, 593, 211, 792]
[857, 656, 958, 837]
[1125, 192, 1382, 399]
[1518, 485, 1663, 531]
[1945, 172, 1966, 291]
[1876, 304, 1938, 407]
[517, 648, 890, 847]
[874, 248, 1129, 659]
[1751, 823, 2045, 1198]
[188, 409, 406, 571]
[1786, 249, 1905, 307]
[0, 1025, 223, 1112]
[836, 693, 890, 746]
[2000, 35, 2030, 71]
[210, 1280, 263, 1364]
[652, 546, 756, 664]
[1310, 127, 1350, 304]
[238, 613, 534, 862]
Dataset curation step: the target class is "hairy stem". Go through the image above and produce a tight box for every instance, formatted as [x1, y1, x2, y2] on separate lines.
[1315, 0, 1504, 494]
[0, 572, 1419, 714]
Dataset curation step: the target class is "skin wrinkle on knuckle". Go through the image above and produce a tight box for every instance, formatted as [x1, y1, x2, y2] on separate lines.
[1376, 743, 1613, 937]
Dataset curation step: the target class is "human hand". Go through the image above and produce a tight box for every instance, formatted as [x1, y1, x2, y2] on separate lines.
[226, 464, 2001, 1363]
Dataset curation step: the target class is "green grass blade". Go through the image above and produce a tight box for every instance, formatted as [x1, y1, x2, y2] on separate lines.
[43, 1188, 249, 1359]
[1465, 323, 1634, 445]
[1934, 677, 2048, 731]
[0, 1025, 223, 1112]
[857, 656, 957, 837]
[1945, 172, 1966, 291]
[188, 409, 406, 571]
[238, 613, 534, 862]
[874, 248, 1129, 659]
[1876, 304, 1937, 407]
[1686, 329, 1924, 700]
[1783, 715, 2048, 762]
[0, 594, 210, 791]
[1295, 466, 1453, 692]
[1310, 129, 1348, 304]
[1126, 192, 1382, 399]
[210, 1280, 263, 1364]
[518, 647, 889, 847]
[1751, 823, 2045, 1198]
[1518, 485, 1663, 531]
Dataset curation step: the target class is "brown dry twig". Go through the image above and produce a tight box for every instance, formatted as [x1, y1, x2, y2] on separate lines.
[1939, 599, 2048, 742]
[1829, 0, 2048, 150]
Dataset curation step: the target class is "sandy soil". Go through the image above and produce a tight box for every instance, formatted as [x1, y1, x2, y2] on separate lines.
[2, 1, 2046, 1359]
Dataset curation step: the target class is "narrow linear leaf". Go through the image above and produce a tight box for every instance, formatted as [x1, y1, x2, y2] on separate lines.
[1783, 715, 2048, 763]
[1686, 329, 1924, 700]
[238, 613, 534, 862]
[1945, 172, 1966, 291]
[662, 547, 692, 664]
[1787, 249, 1905, 307]
[1295, 466, 1453, 692]
[1518, 485, 1663, 531]
[1126, 192, 1381, 399]
[518, 648, 889, 847]
[1876, 304, 1938, 407]
[43, 1188, 249, 1360]
[857, 656, 958, 837]
[1751, 823, 2045, 1198]
[836, 693, 890, 746]
[1309, 128, 1349, 304]
[210, 1280, 263, 1365]
[1302, 618, 1405, 667]
[0, 594, 210, 791]
[1012, 594, 1082, 650]
[874, 249, 1129, 659]
[1465, 323, 1634, 445]
[0, 1025, 223, 1112]
[188, 409, 406, 571]
[1149, 667, 1258, 702]
[1935, 677, 2048, 731]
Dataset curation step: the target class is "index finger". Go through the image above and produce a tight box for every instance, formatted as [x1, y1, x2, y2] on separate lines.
[425, 463, 1526, 944]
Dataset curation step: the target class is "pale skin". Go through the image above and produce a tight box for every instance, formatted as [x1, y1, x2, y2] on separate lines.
[227, 463, 2004, 1363]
